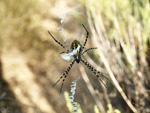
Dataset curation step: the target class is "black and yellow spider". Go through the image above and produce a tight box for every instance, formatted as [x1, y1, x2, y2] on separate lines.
[48, 24, 108, 92]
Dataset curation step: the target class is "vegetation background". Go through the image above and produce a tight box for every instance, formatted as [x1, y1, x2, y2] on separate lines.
[0, 0, 150, 113]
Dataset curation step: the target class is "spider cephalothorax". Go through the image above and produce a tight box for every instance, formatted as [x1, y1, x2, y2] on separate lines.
[48, 24, 108, 92]
[70, 40, 82, 63]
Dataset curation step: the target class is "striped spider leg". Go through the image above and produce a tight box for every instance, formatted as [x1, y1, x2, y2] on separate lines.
[82, 24, 89, 49]
[53, 60, 75, 92]
[80, 58, 108, 88]
[48, 31, 69, 53]
[82, 47, 98, 55]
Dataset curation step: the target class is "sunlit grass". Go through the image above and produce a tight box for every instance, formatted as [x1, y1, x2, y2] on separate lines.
[78, 0, 150, 112]
[64, 91, 83, 113]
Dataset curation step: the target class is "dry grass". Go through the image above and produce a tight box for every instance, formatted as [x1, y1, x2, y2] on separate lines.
[0, 0, 150, 113]
[78, 0, 150, 112]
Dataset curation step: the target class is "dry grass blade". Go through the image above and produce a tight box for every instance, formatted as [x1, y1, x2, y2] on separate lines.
[87, 9, 137, 113]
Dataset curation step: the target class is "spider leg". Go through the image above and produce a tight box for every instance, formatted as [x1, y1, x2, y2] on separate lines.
[97, 71, 108, 80]
[48, 31, 68, 50]
[82, 47, 98, 55]
[53, 60, 75, 92]
[60, 50, 70, 55]
[81, 58, 108, 88]
[97, 75, 108, 88]
[82, 24, 89, 49]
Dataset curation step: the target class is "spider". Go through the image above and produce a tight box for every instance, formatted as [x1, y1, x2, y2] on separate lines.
[48, 24, 108, 92]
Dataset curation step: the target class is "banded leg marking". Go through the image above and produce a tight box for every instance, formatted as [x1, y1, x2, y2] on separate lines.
[82, 47, 97, 55]
[48, 31, 66, 50]
[82, 24, 89, 49]
[81, 58, 108, 88]
[53, 60, 75, 92]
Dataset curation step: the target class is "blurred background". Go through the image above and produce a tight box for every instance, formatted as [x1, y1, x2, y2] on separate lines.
[0, 0, 150, 113]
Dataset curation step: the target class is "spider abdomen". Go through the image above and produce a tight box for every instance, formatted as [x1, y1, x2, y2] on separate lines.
[74, 54, 81, 63]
